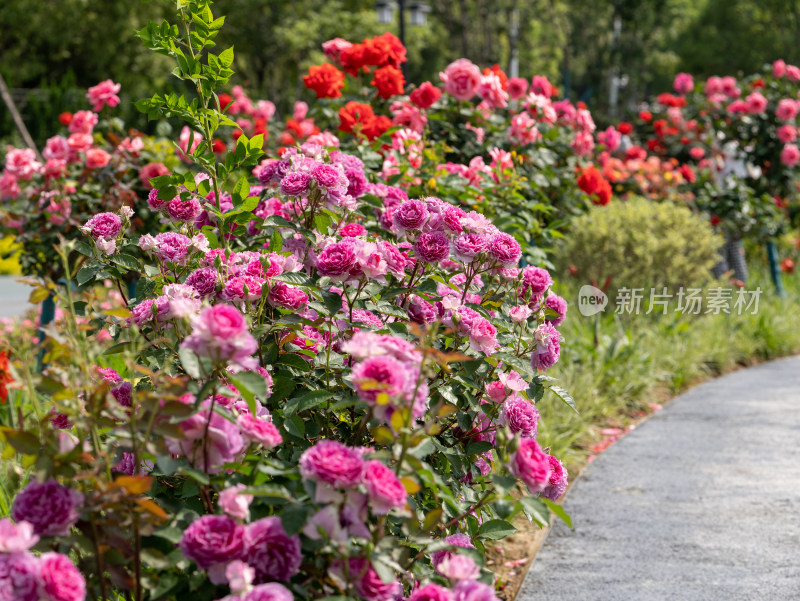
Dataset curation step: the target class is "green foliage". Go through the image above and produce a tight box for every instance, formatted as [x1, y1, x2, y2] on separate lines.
[558, 197, 723, 299]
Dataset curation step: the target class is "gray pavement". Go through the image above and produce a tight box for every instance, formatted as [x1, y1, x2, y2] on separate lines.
[519, 356, 800, 601]
[0, 275, 33, 318]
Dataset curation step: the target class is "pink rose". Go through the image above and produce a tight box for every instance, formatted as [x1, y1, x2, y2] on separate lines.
[440, 59, 481, 101]
[68, 110, 98, 134]
[477, 73, 508, 109]
[509, 305, 532, 323]
[219, 484, 254, 521]
[362, 460, 407, 514]
[237, 414, 283, 448]
[268, 282, 308, 311]
[67, 133, 93, 155]
[43, 136, 70, 162]
[507, 77, 528, 100]
[776, 98, 799, 121]
[777, 124, 797, 143]
[0, 518, 39, 553]
[774, 59, 787, 78]
[781, 143, 800, 167]
[85, 147, 111, 169]
[745, 92, 768, 114]
[139, 162, 170, 189]
[0, 172, 20, 199]
[39, 552, 86, 601]
[509, 438, 552, 493]
[498, 395, 540, 438]
[4, 148, 41, 180]
[673, 72, 694, 95]
[469, 318, 498, 355]
[86, 79, 121, 112]
[299, 440, 364, 490]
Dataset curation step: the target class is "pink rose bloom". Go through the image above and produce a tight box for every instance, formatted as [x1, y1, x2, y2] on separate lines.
[119, 136, 144, 154]
[0, 551, 40, 601]
[521, 265, 553, 300]
[539, 454, 568, 501]
[409, 584, 455, 601]
[777, 124, 797, 143]
[268, 282, 308, 311]
[544, 293, 568, 326]
[0, 172, 19, 199]
[509, 304, 532, 323]
[531, 321, 561, 370]
[299, 440, 364, 491]
[244, 583, 295, 601]
[781, 143, 800, 166]
[689, 147, 705, 160]
[531, 75, 554, 97]
[727, 99, 747, 114]
[166, 197, 201, 222]
[4, 148, 41, 180]
[180, 514, 245, 569]
[704, 76, 723, 96]
[431, 534, 475, 568]
[575, 108, 596, 133]
[219, 484, 254, 521]
[352, 354, 413, 403]
[0, 518, 39, 553]
[43, 136, 70, 162]
[139, 162, 170, 189]
[83, 212, 121, 239]
[67, 133, 93, 155]
[498, 370, 527, 392]
[776, 98, 799, 121]
[68, 110, 98, 134]
[244, 517, 302, 583]
[293, 101, 309, 121]
[498, 395, 540, 438]
[721, 76, 740, 98]
[469, 318, 498, 355]
[774, 59, 787, 78]
[316, 241, 357, 280]
[169, 404, 245, 472]
[322, 37, 353, 63]
[85, 147, 111, 169]
[488, 232, 522, 265]
[508, 111, 538, 146]
[787, 65, 800, 82]
[477, 73, 508, 109]
[440, 59, 482, 101]
[305, 130, 340, 148]
[86, 79, 121, 112]
[362, 460, 407, 514]
[745, 92, 768, 114]
[673, 72, 694, 95]
[453, 579, 500, 601]
[571, 130, 595, 157]
[509, 438, 552, 493]
[338, 558, 401, 601]
[414, 231, 450, 264]
[181, 305, 258, 369]
[237, 414, 283, 448]
[436, 554, 480, 581]
[485, 381, 507, 403]
[393, 198, 430, 232]
[597, 126, 621, 152]
[507, 77, 529, 100]
[39, 552, 86, 601]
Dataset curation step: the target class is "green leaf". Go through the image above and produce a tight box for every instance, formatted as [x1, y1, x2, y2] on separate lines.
[465, 441, 494, 455]
[77, 262, 101, 285]
[178, 348, 201, 379]
[2, 429, 40, 455]
[321, 291, 343, 315]
[520, 496, 550, 528]
[284, 414, 305, 438]
[542, 498, 572, 529]
[284, 391, 333, 416]
[229, 370, 268, 416]
[548, 385, 578, 414]
[112, 254, 140, 271]
[477, 518, 517, 540]
[262, 215, 294, 228]
[232, 175, 250, 207]
[219, 46, 234, 67]
[279, 503, 308, 535]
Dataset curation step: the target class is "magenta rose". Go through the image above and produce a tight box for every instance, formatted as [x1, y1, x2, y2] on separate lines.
[393, 199, 430, 231]
[540, 454, 568, 502]
[409, 583, 455, 601]
[414, 231, 450, 264]
[180, 515, 245, 569]
[299, 440, 364, 489]
[544, 293, 568, 326]
[39, 552, 86, 601]
[488, 233, 521, 265]
[84, 212, 121, 240]
[167, 404, 245, 472]
[268, 282, 308, 310]
[11, 479, 83, 537]
[244, 517, 302, 583]
[342, 558, 401, 601]
[453, 233, 489, 261]
[509, 438, 552, 494]
[453, 579, 499, 601]
[280, 172, 312, 197]
[166, 197, 202, 222]
[407, 294, 437, 324]
[0, 552, 40, 601]
[237, 414, 283, 448]
[244, 583, 295, 601]
[351, 355, 410, 403]
[185, 267, 219, 297]
[362, 460, 407, 514]
[316, 241, 357, 278]
[531, 321, 561, 371]
[498, 396, 540, 438]
[151, 232, 192, 264]
[312, 164, 342, 188]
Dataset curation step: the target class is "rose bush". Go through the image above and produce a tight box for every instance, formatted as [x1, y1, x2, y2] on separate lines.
[0, 2, 575, 601]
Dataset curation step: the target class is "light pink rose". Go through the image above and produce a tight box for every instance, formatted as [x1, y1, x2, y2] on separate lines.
[43, 136, 70, 161]
[4, 148, 41, 180]
[219, 484, 254, 521]
[776, 98, 799, 121]
[86, 79, 121, 112]
[362, 460, 407, 514]
[440, 59, 482, 101]
[85, 147, 111, 169]
[781, 143, 800, 167]
[68, 110, 98, 134]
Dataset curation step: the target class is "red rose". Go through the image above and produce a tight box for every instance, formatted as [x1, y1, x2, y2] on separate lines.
[363, 32, 407, 68]
[218, 93, 233, 110]
[338, 101, 376, 134]
[617, 121, 633, 135]
[577, 166, 612, 206]
[303, 63, 346, 99]
[362, 115, 392, 141]
[639, 110, 653, 122]
[340, 43, 369, 76]
[371, 65, 405, 99]
[410, 81, 442, 109]
[58, 112, 73, 126]
[212, 139, 227, 154]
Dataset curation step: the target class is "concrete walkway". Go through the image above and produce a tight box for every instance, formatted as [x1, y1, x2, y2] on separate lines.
[519, 357, 800, 601]
[0, 275, 33, 319]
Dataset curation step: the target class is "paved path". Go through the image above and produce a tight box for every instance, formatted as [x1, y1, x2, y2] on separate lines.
[0, 275, 32, 319]
[519, 357, 800, 601]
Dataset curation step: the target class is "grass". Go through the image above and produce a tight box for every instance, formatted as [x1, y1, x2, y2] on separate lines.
[537, 261, 800, 471]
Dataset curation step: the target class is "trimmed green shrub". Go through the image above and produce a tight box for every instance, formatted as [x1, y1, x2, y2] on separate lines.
[558, 197, 723, 299]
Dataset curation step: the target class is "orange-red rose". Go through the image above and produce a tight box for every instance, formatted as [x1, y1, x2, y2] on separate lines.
[303, 63, 346, 99]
